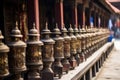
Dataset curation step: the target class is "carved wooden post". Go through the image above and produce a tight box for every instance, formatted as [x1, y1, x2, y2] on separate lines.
[26, 23, 43, 80]
[7, 22, 26, 80]
[0, 30, 9, 80]
[41, 22, 55, 80]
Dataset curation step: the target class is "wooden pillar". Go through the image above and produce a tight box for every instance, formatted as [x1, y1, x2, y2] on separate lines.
[102, 11, 105, 28]
[101, 13, 104, 27]
[86, 8, 91, 27]
[103, 12, 106, 27]
[77, 4, 81, 27]
[78, 4, 85, 27]
[0, 1, 3, 29]
[104, 17, 106, 27]
[102, 15, 104, 27]
[55, 0, 64, 29]
[27, 0, 35, 29]
[89, 1, 94, 28]
[98, 10, 101, 28]
[104, 13, 106, 27]
[34, 0, 40, 33]
[107, 16, 109, 27]
[90, 11, 94, 28]
[93, 10, 96, 27]
[106, 14, 108, 27]
[100, 10, 104, 28]
[71, 2, 78, 27]
[89, 9, 91, 27]
[99, 14, 102, 28]
[83, 6, 85, 27]
[27, 0, 40, 34]
[96, 11, 99, 27]
[0, 0, 4, 36]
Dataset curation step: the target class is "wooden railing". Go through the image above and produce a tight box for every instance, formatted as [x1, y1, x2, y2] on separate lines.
[60, 39, 114, 80]
[0, 23, 114, 80]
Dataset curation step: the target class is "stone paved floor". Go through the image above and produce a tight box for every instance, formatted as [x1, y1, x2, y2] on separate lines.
[95, 39, 120, 80]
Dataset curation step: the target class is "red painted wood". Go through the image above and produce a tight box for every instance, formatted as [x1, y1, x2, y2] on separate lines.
[72, 5, 78, 27]
[55, 0, 64, 29]
[34, 0, 40, 34]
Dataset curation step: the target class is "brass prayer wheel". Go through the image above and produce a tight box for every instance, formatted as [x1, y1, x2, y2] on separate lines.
[0, 30, 9, 79]
[41, 22, 55, 80]
[80, 27, 86, 61]
[88, 32, 92, 57]
[79, 26, 84, 63]
[68, 24, 77, 69]
[74, 27, 81, 66]
[61, 25, 71, 73]
[52, 24, 64, 78]
[82, 28, 88, 59]
[85, 33, 89, 58]
[7, 22, 26, 80]
[26, 23, 43, 80]
[91, 32, 96, 53]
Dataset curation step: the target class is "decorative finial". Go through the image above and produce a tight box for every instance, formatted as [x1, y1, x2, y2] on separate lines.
[86, 25, 87, 29]
[10, 21, 22, 38]
[68, 24, 73, 33]
[22, 3, 25, 11]
[70, 24, 72, 28]
[41, 22, 51, 34]
[55, 23, 58, 28]
[33, 22, 36, 29]
[82, 25, 84, 29]
[45, 22, 48, 30]
[28, 22, 38, 35]
[61, 24, 67, 33]
[74, 25, 78, 33]
[74, 24, 76, 28]
[0, 30, 4, 39]
[62, 24, 66, 30]
[15, 21, 19, 30]
[79, 25, 80, 28]
[63, 24, 65, 28]
[0, 30, 2, 35]
[53, 23, 61, 34]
